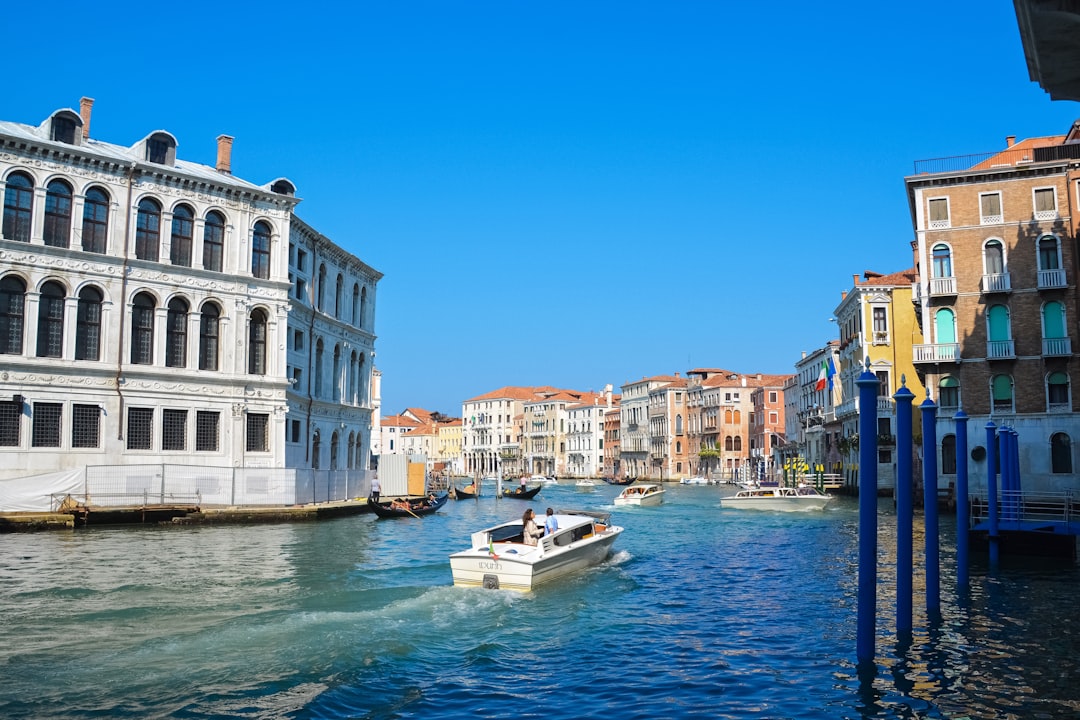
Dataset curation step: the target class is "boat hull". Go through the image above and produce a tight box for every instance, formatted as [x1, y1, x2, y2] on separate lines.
[720, 496, 831, 511]
[614, 485, 665, 507]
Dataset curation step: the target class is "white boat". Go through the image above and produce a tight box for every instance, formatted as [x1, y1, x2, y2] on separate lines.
[680, 476, 709, 485]
[449, 510, 623, 591]
[720, 485, 832, 512]
[531, 475, 559, 486]
[575, 478, 596, 490]
[614, 483, 665, 507]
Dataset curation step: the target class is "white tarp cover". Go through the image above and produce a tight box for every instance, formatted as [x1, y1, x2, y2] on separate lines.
[0, 469, 85, 512]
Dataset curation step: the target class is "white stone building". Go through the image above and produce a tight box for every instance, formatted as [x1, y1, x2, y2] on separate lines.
[0, 99, 378, 481]
[285, 216, 380, 471]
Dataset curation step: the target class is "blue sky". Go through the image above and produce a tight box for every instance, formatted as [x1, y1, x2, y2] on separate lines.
[5, 2, 1079, 415]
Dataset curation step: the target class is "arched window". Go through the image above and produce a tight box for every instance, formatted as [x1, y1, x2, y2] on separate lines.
[332, 344, 342, 403]
[199, 303, 220, 371]
[932, 243, 952, 278]
[81, 187, 109, 254]
[248, 308, 267, 374]
[331, 431, 340, 470]
[170, 205, 194, 267]
[0, 276, 26, 355]
[335, 274, 343, 318]
[135, 198, 161, 261]
[131, 292, 156, 364]
[983, 239, 1004, 275]
[938, 376, 960, 409]
[203, 211, 225, 272]
[987, 304, 1012, 359]
[166, 297, 189, 368]
[1048, 371, 1070, 411]
[724, 409, 732, 424]
[724, 436, 733, 451]
[348, 431, 356, 469]
[1038, 235, 1061, 271]
[358, 353, 366, 405]
[359, 286, 367, 329]
[1051, 433, 1072, 474]
[675, 414, 683, 435]
[734, 410, 741, 424]
[317, 264, 327, 311]
[991, 374, 1013, 414]
[941, 434, 957, 474]
[311, 430, 321, 470]
[349, 350, 358, 404]
[733, 436, 742, 452]
[251, 221, 271, 279]
[352, 284, 360, 326]
[676, 441, 682, 453]
[44, 180, 73, 248]
[315, 339, 324, 397]
[75, 286, 103, 361]
[36, 281, 65, 358]
[3, 172, 34, 242]
[1042, 301, 1066, 341]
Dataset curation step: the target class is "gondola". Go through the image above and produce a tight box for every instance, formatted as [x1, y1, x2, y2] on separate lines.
[501, 485, 541, 500]
[370, 493, 449, 518]
[452, 485, 478, 500]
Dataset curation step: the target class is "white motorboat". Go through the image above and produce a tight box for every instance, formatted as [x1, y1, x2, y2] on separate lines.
[531, 475, 559, 486]
[575, 478, 596, 490]
[680, 476, 709, 485]
[614, 483, 665, 507]
[720, 485, 832, 512]
[449, 510, 623, 591]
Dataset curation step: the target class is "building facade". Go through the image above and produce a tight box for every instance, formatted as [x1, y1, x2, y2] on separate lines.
[906, 129, 1080, 493]
[286, 216, 380, 471]
[0, 100, 328, 480]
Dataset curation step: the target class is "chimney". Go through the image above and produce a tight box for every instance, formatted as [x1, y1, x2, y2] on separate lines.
[216, 134, 234, 174]
[852, 273, 860, 286]
[1006, 135, 1016, 147]
[79, 97, 94, 139]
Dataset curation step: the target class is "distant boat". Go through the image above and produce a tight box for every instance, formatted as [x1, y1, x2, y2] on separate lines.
[614, 484, 665, 507]
[575, 479, 596, 491]
[503, 485, 542, 500]
[601, 476, 633, 486]
[720, 486, 832, 512]
[680, 476, 709, 485]
[530, 475, 559, 486]
[452, 484, 479, 500]
[370, 493, 449, 518]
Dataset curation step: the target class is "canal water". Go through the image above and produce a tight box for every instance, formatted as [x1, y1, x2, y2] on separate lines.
[1, 483, 1078, 719]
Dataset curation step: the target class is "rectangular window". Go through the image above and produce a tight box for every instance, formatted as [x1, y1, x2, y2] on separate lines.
[195, 411, 219, 452]
[295, 278, 306, 301]
[290, 419, 301, 443]
[297, 249, 307, 272]
[31, 402, 62, 448]
[127, 407, 153, 450]
[928, 197, 949, 228]
[1034, 187, 1057, 219]
[876, 371, 889, 398]
[769, 391, 777, 404]
[72, 404, 100, 448]
[769, 411, 778, 424]
[0, 400, 22, 446]
[246, 413, 269, 452]
[293, 329, 304, 351]
[979, 192, 1002, 224]
[162, 409, 187, 451]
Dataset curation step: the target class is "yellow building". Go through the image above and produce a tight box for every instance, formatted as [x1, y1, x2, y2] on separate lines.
[833, 269, 925, 491]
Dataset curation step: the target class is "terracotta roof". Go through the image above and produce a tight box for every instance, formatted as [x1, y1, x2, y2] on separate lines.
[969, 134, 1066, 171]
[381, 416, 421, 428]
[703, 373, 793, 388]
[858, 267, 917, 287]
[464, 385, 577, 402]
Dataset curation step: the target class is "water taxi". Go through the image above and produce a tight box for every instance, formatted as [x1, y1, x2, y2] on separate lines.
[449, 510, 623, 591]
[614, 483, 665, 507]
[720, 485, 832, 512]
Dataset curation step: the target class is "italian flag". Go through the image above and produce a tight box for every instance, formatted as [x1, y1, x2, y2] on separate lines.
[815, 361, 828, 391]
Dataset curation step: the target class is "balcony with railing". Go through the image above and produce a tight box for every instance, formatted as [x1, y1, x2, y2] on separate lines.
[913, 343, 960, 363]
[1043, 337, 1073, 356]
[1038, 268, 1067, 289]
[980, 272, 1011, 294]
[987, 340, 1015, 359]
[929, 276, 957, 296]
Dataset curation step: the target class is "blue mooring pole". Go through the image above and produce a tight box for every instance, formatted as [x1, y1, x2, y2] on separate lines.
[985, 422, 999, 565]
[920, 393, 940, 615]
[1001, 427, 1014, 521]
[856, 362, 879, 664]
[954, 409, 969, 591]
[893, 378, 915, 636]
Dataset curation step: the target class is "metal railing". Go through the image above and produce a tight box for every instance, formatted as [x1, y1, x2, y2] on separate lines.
[970, 490, 1077, 526]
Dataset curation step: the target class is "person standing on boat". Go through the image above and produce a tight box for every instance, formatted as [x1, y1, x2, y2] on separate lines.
[522, 508, 543, 546]
[369, 475, 381, 504]
[544, 507, 558, 536]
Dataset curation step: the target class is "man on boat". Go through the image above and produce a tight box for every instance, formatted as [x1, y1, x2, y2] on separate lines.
[544, 507, 558, 535]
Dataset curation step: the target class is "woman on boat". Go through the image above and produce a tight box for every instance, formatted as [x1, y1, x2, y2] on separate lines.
[521, 508, 543, 546]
